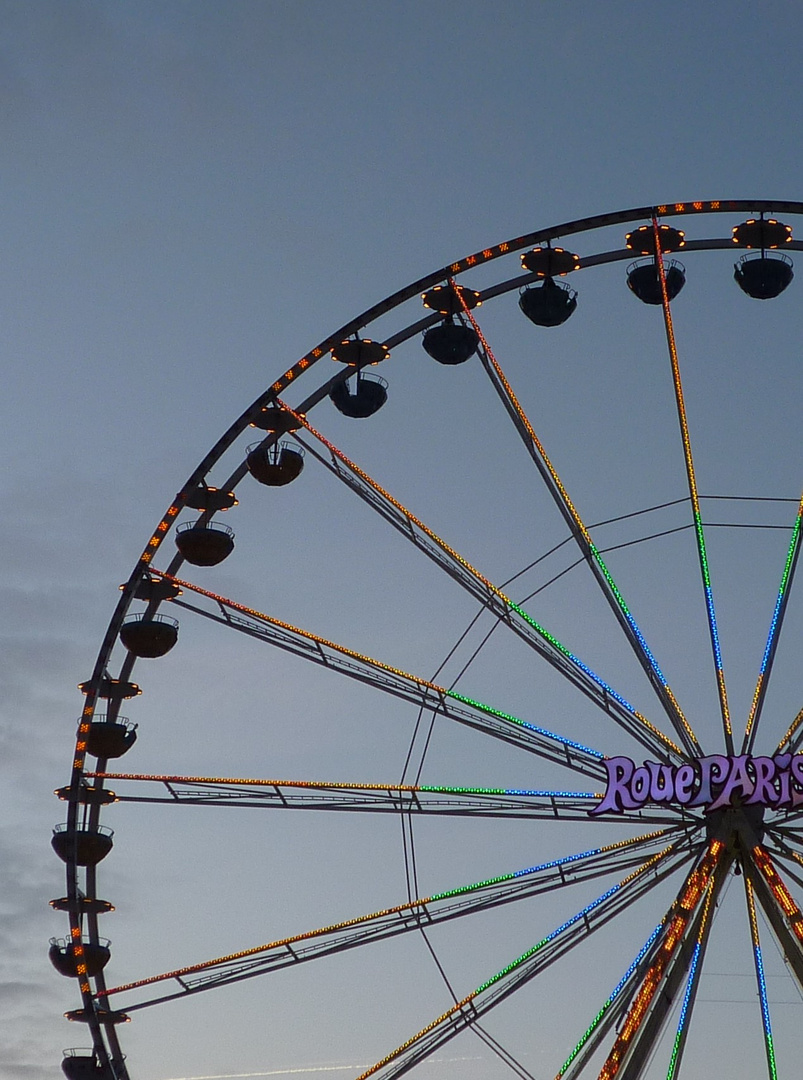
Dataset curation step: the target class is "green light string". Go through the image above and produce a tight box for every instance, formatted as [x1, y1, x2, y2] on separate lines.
[555, 922, 663, 1079]
[745, 878, 779, 1080]
[745, 496, 803, 752]
[454, 289, 699, 756]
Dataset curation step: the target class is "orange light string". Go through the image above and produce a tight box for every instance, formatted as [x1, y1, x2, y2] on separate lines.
[453, 278, 699, 756]
[651, 213, 732, 753]
[96, 831, 669, 1000]
[274, 402, 681, 756]
[596, 839, 723, 1080]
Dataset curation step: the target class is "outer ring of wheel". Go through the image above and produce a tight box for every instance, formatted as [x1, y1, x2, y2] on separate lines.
[59, 198, 803, 1076]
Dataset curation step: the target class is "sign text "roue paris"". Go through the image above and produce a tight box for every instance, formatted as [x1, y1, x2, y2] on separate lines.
[591, 753, 803, 816]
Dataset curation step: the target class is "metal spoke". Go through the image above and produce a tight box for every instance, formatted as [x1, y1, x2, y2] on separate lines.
[774, 704, 803, 756]
[352, 839, 699, 1080]
[595, 838, 726, 1080]
[282, 409, 684, 762]
[744, 491, 803, 754]
[88, 771, 701, 825]
[554, 923, 666, 1080]
[457, 291, 700, 759]
[744, 876, 780, 1080]
[96, 829, 691, 1013]
[764, 832, 803, 889]
[746, 845, 803, 990]
[662, 874, 718, 1080]
[653, 215, 733, 754]
[155, 571, 609, 781]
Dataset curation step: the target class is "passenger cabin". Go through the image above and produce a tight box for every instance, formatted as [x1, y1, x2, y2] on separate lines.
[175, 520, 235, 565]
[247, 442, 305, 485]
[119, 614, 178, 658]
[51, 824, 114, 866]
[626, 259, 686, 305]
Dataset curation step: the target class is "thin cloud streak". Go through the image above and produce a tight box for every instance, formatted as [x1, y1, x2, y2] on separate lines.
[160, 1057, 483, 1080]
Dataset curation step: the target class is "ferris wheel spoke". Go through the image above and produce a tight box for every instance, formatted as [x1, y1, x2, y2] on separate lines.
[456, 293, 700, 759]
[661, 871, 719, 1080]
[553, 922, 666, 1080]
[351, 839, 696, 1080]
[652, 216, 732, 754]
[87, 771, 702, 826]
[745, 845, 803, 990]
[774, 704, 803, 756]
[764, 832, 803, 887]
[595, 838, 726, 1080]
[280, 410, 683, 763]
[96, 829, 690, 1013]
[157, 571, 610, 780]
[743, 492, 803, 754]
[767, 810, 803, 834]
[744, 876, 780, 1080]
[560, 861, 720, 1080]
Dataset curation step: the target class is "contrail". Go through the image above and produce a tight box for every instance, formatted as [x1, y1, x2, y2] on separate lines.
[159, 1056, 482, 1080]
[159, 1069, 362, 1080]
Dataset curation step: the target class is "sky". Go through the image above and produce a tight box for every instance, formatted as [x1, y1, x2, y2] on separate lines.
[5, 2, 803, 1079]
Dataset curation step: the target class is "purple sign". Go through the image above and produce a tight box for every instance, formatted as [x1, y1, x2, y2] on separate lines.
[590, 753, 803, 815]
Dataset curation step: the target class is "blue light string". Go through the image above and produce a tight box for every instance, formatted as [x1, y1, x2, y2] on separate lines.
[449, 690, 605, 758]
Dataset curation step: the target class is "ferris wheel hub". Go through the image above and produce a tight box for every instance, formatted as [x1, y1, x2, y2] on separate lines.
[705, 802, 766, 849]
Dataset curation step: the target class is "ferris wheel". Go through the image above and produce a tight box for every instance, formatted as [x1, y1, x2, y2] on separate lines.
[52, 201, 803, 1080]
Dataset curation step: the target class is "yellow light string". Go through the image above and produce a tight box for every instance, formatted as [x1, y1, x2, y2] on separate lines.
[273, 403, 681, 756]
[775, 705, 803, 755]
[97, 830, 670, 1000]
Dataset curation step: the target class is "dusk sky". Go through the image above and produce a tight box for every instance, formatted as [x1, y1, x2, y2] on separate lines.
[6, 4, 803, 1080]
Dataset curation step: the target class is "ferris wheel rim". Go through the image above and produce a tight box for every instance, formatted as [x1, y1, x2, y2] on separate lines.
[57, 198, 803, 1079]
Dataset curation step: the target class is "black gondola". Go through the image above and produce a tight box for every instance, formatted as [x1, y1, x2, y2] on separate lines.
[330, 370, 388, 417]
[626, 259, 686, 305]
[519, 277, 578, 326]
[422, 320, 479, 365]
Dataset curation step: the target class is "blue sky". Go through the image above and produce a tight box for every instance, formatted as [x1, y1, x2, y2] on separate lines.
[6, 3, 803, 1079]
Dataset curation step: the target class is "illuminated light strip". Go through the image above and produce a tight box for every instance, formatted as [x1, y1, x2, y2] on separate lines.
[154, 571, 606, 761]
[472, 885, 620, 995]
[652, 214, 733, 751]
[88, 772, 600, 799]
[752, 845, 803, 940]
[554, 923, 664, 1079]
[276, 407, 683, 757]
[664, 877, 716, 1080]
[445, 690, 603, 757]
[745, 878, 779, 1080]
[98, 832, 672, 1000]
[746, 497, 803, 751]
[139, 502, 181, 567]
[775, 704, 803, 754]
[597, 839, 723, 1080]
[773, 844, 803, 873]
[454, 285, 698, 754]
[664, 942, 701, 1080]
[355, 846, 678, 1080]
[429, 833, 671, 903]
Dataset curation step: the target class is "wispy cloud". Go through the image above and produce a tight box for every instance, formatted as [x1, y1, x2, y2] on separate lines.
[159, 1058, 483, 1080]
